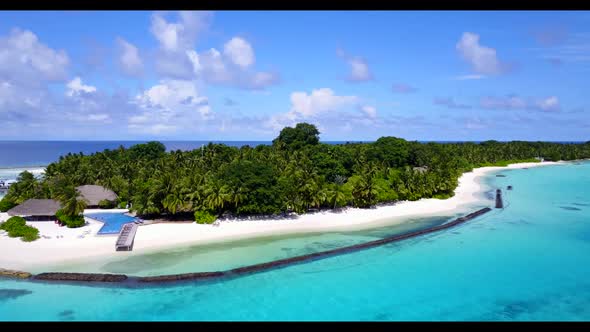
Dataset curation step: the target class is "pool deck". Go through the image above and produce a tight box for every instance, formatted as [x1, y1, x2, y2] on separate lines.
[84, 210, 137, 235]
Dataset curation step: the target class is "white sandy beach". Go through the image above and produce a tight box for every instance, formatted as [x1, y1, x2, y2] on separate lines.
[0, 161, 562, 272]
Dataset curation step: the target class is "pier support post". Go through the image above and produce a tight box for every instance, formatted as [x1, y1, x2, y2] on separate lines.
[495, 189, 503, 208]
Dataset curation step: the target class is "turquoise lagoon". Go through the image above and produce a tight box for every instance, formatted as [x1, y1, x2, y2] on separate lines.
[1, 161, 590, 321]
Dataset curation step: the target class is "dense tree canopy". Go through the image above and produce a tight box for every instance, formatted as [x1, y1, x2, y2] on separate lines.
[272, 122, 320, 150]
[1, 123, 589, 221]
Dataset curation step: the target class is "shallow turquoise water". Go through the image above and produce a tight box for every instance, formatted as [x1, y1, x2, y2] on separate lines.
[1, 161, 590, 321]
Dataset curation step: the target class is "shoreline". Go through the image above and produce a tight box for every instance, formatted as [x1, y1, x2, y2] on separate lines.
[0, 161, 563, 272]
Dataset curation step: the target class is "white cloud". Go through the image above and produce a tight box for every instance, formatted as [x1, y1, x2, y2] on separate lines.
[65, 77, 96, 97]
[155, 50, 195, 80]
[130, 79, 211, 135]
[149, 12, 278, 90]
[151, 11, 213, 79]
[337, 48, 373, 82]
[456, 32, 504, 75]
[0, 28, 69, 85]
[348, 57, 372, 81]
[186, 49, 201, 74]
[116, 37, 143, 77]
[361, 105, 377, 118]
[266, 88, 360, 130]
[150, 11, 212, 52]
[224, 37, 255, 69]
[0, 80, 47, 112]
[197, 104, 212, 117]
[190, 46, 279, 90]
[135, 79, 208, 112]
[536, 96, 560, 112]
[480, 95, 561, 112]
[290, 88, 358, 117]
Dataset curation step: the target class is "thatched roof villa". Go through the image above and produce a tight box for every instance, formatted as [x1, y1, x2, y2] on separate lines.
[76, 185, 118, 208]
[7, 199, 62, 221]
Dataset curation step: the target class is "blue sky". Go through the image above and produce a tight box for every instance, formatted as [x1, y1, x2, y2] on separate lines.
[0, 10, 588, 141]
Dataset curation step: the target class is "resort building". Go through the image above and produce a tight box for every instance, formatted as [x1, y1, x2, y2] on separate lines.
[7, 199, 62, 221]
[76, 185, 118, 208]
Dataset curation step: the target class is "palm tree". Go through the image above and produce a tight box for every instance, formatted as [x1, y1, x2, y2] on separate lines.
[311, 185, 327, 209]
[55, 186, 87, 217]
[326, 185, 347, 209]
[226, 185, 246, 209]
[162, 189, 189, 215]
[203, 180, 228, 213]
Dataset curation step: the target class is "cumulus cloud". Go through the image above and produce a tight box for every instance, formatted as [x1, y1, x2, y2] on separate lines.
[65, 77, 96, 97]
[392, 83, 417, 93]
[536, 96, 560, 112]
[116, 37, 143, 77]
[266, 88, 360, 130]
[337, 48, 373, 82]
[151, 11, 213, 79]
[433, 97, 472, 109]
[456, 32, 507, 75]
[135, 79, 209, 114]
[0, 80, 49, 116]
[480, 95, 560, 112]
[348, 57, 372, 81]
[290, 88, 358, 117]
[130, 79, 211, 135]
[149, 11, 278, 90]
[361, 105, 377, 118]
[150, 11, 212, 52]
[0, 28, 69, 85]
[189, 46, 279, 90]
[223, 37, 255, 69]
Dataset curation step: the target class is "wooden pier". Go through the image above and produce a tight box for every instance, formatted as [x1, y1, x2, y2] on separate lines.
[115, 223, 138, 251]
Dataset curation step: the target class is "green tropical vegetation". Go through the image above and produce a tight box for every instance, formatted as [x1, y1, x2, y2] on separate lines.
[1, 123, 589, 223]
[98, 199, 116, 209]
[0, 199, 16, 212]
[55, 209, 86, 228]
[194, 210, 217, 224]
[0, 216, 39, 242]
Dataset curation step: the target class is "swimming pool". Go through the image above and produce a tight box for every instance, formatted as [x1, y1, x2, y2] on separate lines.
[85, 213, 138, 235]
